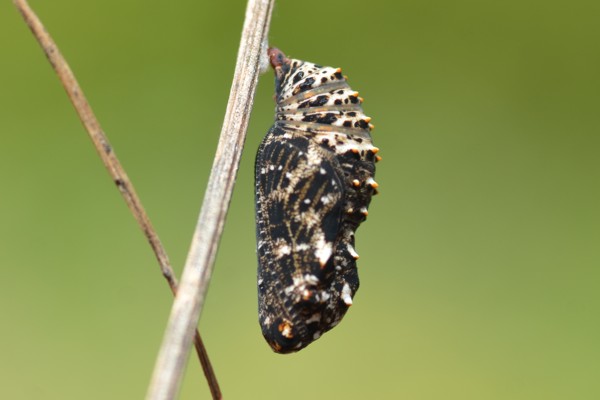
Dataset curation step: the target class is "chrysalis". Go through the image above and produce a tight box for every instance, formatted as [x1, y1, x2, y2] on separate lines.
[255, 48, 379, 353]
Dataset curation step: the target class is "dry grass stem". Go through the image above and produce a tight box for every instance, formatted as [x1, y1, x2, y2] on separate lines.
[145, 0, 275, 398]
[13, 0, 221, 398]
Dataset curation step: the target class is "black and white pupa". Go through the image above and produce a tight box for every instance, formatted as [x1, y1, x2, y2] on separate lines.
[255, 48, 380, 353]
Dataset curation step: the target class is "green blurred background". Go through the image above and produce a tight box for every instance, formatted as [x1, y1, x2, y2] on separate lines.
[1, 0, 599, 398]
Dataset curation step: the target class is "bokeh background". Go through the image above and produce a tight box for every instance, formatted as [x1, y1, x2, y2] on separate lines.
[1, 0, 599, 399]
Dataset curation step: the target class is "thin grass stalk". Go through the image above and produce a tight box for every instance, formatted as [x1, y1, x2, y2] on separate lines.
[13, 1, 221, 398]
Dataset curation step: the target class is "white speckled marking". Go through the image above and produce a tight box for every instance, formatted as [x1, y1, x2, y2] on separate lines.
[341, 283, 353, 306]
[314, 240, 333, 267]
[347, 243, 359, 259]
